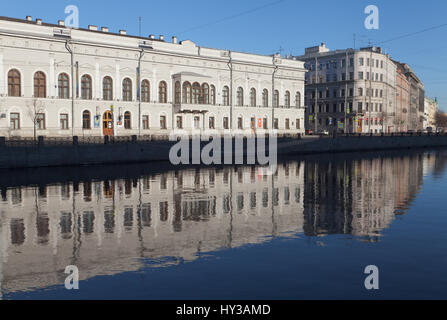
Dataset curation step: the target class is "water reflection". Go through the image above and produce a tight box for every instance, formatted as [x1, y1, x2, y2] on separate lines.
[0, 151, 446, 296]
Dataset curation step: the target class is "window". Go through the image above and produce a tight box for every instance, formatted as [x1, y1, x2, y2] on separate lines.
[34, 71, 46, 98]
[58, 73, 70, 99]
[285, 119, 290, 130]
[142, 79, 150, 103]
[223, 117, 229, 129]
[10, 113, 20, 130]
[359, 58, 364, 66]
[250, 117, 256, 130]
[262, 89, 269, 107]
[174, 81, 181, 104]
[183, 82, 192, 104]
[250, 88, 256, 107]
[82, 110, 91, 129]
[285, 91, 290, 108]
[160, 115, 167, 129]
[103, 76, 113, 100]
[81, 75, 92, 100]
[237, 117, 243, 129]
[192, 82, 200, 104]
[143, 115, 149, 129]
[60, 113, 69, 130]
[210, 85, 216, 105]
[202, 83, 209, 104]
[176, 116, 183, 129]
[358, 102, 363, 112]
[36, 113, 45, 130]
[296, 119, 300, 130]
[274, 118, 279, 129]
[8, 69, 21, 97]
[223, 86, 230, 106]
[273, 90, 279, 107]
[237, 87, 244, 106]
[159, 81, 167, 103]
[263, 118, 268, 129]
[358, 72, 364, 80]
[123, 78, 132, 101]
[295, 92, 301, 107]
[124, 111, 131, 129]
[209, 117, 215, 129]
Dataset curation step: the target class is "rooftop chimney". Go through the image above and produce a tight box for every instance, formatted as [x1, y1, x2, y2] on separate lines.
[119, 30, 127, 35]
[26, 16, 32, 21]
[159, 35, 164, 41]
[36, 18, 42, 25]
[88, 25, 98, 31]
[101, 27, 109, 32]
[172, 36, 177, 44]
[149, 34, 155, 39]
[58, 20, 65, 26]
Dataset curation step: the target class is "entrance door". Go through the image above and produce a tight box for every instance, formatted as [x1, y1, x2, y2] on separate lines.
[103, 111, 114, 136]
[194, 116, 200, 129]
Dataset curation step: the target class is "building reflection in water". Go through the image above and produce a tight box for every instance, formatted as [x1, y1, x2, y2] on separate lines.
[0, 151, 445, 296]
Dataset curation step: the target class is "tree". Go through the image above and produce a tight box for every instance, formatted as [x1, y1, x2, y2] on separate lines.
[27, 99, 45, 141]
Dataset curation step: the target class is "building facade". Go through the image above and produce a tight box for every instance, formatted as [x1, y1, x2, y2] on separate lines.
[0, 16, 306, 138]
[394, 63, 410, 132]
[294, 43, 397, 134]
[424, 97, 438, 130]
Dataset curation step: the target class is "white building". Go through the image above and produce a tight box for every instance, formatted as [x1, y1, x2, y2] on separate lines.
[0, 16, 306, 138]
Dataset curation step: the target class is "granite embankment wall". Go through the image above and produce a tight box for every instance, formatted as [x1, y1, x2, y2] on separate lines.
[1, 134, 447, 169]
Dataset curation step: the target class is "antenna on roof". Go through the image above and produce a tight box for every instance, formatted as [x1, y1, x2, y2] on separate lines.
[139, 16, 142, 37]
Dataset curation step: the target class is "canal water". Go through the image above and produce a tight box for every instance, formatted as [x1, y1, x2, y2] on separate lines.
[0, 149, 446, 300]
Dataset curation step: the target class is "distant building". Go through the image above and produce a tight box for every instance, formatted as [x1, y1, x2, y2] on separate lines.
[424, 97, 438, 129]
[394, 63, 410, 132]
[294, 43, 397, 134]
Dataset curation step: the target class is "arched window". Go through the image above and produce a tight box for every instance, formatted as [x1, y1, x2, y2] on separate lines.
[237, 87, 244, 106]
[141, 80, 150, 103]
[223, 86, 230, 106]
[202, 83, 209, 104]
[81, 75, 92, 100]
[183, 82, 192, 104]
[174, 81, 181, 104]
[285, 91, 291, 108]
[58, 73, 70, 99]
[250, 88, 256, 107]
[295, 92, 301, 108]
[103, 76, 113, 100]
[123, 78, 132, 101]
[210, 85, 216, 105]
[124, 111, 131, 129]
[34, 71, 46, 98]
[274, 90, 279, 107]
[82, 110, 91, 130]
[262, 89, 269, 107]
[8, 69, 21, 97]
[192, 82, 201, 104]
[159, 81, 167, 103]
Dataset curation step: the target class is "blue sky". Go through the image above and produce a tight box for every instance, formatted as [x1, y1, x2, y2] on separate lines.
[2, 0, 447, 110]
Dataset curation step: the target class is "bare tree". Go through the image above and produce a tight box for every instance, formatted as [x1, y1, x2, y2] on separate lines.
[435, 111, 447, 129]
[26, 98, 45, 141]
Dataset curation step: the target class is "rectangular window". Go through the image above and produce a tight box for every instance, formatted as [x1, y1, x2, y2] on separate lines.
[36, 113, 45, 130]
[160, 116, 167, 129]
[209, 116, 215, 129]
[285, 119, 290, 130]
[296, 119, 300, 129]
[142, 115, 149, 129]
[176, 116, 183, 129]
[10, 113, 20, 130]
[238, 117, 243, 129]
[223, 117, 229, 129]
[274, 118, 279, 130]
[358, 102, 363, 113]
[60, 113, 69, 130]
[263, 118, 268, 129]
[359, 58, 364, 66]
[358, 72, 364, 80]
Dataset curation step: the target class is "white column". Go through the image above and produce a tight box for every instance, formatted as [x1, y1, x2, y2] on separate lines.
[0, 51, 5, 96]
[152, 69, 157, 103]
[168, 70, 173, 103]
[115, 63, 121, 100]
[49, 55, 55, 97]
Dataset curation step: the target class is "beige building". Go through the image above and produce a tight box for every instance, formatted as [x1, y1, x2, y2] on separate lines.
[424, 97, 438, 129]
[0, 16, 306, 139]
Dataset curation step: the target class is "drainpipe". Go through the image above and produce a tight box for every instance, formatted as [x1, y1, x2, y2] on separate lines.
[138, 49, 145, 137]
[227, 51, 233, 130]
[65, 41, 75, 137]
[272, 56, 279, 130]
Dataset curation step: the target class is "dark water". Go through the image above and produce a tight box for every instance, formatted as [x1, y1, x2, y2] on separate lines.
[0, 149, 447, 300]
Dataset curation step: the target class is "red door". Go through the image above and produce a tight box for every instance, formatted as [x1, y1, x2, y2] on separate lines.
[103, 111, 114, 136]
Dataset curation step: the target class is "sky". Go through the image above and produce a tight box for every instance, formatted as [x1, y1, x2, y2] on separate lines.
[1, 0, 447, 111]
